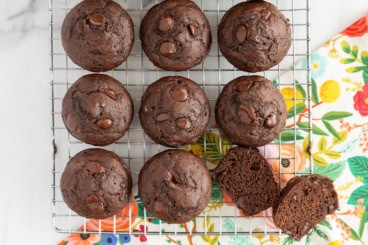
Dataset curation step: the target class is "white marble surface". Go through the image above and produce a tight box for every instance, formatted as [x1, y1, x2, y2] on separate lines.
[0, 0, 368, 244]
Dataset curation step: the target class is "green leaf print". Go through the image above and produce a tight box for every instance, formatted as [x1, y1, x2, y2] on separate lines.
[314, 226, 328, 240]
[306, 232, 312, 245]
[313, 160, 346, 181]
[282, 236, 294, 245]
[363, 68, 368, 84]
[348, 156, 368, 184]
[340, 58, 356, 64]
[338, 218, 361, 240]
[195, 131, 232, 165]
[297, 122, 328, 136]
[312, 154, 328, 167]
[322, 111, 353, 121]
[319, 220, 332, 230]
[311, 78, 319, 104]
[296, 81, 307, 99]
[341, 40, 351, 53]
[348, 185, 368, 207]
[333, 131, 348, 145]
[275, 131, 304, 143]
[362, 51, 368, 65]
[352, 45, 359, 58]
[323, 120, 341, 139]
[347, 66, 366, 73]
[324, 151, 342, 159]
[318, 137, 327, 151]
[287, 103, 306, 119]
[210, 177, 222, 201]
[359, 209, 368, 237]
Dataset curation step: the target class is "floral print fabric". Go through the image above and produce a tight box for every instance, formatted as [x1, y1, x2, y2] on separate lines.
[58, 14, 368, 245]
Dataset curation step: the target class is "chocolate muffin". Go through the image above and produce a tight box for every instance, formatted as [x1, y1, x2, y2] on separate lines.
[139, 76, 210, 147]
[273, 174, 338, 241]
[140, 0, 212, 71]
[60, 149, 132, 219]
[62, 74, 133, 146]
[61, 0, 134, 72]
[213, 147, 279, 216]
[215, 76, 286, 147]
[138, 150, 212, 224]
[218, 0, 291, 72]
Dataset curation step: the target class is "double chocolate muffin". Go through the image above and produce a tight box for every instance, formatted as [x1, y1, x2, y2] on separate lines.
[61, 149, 132, 219]
[215, 76, 287, 147]
[140, 0, 212, 71]
[139, 76, 210, 147]
[213, 147, 279, 216]
[273, 174, 338, 241]
[139, 150, 212, 224]
[61, 0, 134, 72]
[62, 74, 133, 146]
[218, 0, 291, 72]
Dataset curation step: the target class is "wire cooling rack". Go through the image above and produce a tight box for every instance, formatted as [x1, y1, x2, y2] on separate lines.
[50, 0, 312, 236]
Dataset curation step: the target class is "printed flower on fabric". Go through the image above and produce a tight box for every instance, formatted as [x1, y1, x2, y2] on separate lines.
[133, 225, 148, 242]
[119, 234, 131, 244]
[302, 53, 327, 79]
[67, 233, 100, 245]
[341, 14, 368, 37]
[261, 144, 307, 184]
[354, 83, 368, 116]
[102, 234, 118, 245]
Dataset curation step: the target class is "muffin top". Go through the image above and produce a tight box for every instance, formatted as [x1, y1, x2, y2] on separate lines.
[61, 149, 132, 219]
[62, 74, 133, 146]
[139, 76, 210, 147]
[139, 150, 212, 224]
[140, 0, 212, 71]
[61, 0, 134, 71]
[218, 0, 291, 72]
[215, 75, 287, 147]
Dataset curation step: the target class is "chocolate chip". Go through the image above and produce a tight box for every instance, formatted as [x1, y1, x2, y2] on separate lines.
[154, 200, 168, 215]
[86, 161, 105, 174]
[159, 16, 174, 31]
[176, 118, 191, 129]
[157, 113, 170, 122]
[105, 90, 117, 100]
[76, 19, 85, 33]
[291, 193, 297, 201]
[250, 162, 260, 171]
[265, 114, 277, 128]
[89, 14, 104, 26]
[250, 35, 260, 43]
[238, 104, 256, 124]
[86, 195, 104, 213]
[328, 204, 336, 213]
[302, 189, 308, 196]
[160, 41, 176, 56]
[172, 85, 188, 102]
[235, 25, 247, 43]
[167, 171, 179, 185]
[96, 118, 113, 129]
[188, 24, 197, 36]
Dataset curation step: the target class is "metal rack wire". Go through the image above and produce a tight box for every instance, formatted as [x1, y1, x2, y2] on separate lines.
[50, 0, 312, 236]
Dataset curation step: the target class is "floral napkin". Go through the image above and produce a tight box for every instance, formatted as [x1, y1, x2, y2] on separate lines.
[57, 14, 368, 245]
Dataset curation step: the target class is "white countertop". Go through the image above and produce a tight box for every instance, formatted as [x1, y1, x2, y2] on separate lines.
[0, 0, 367, 244]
